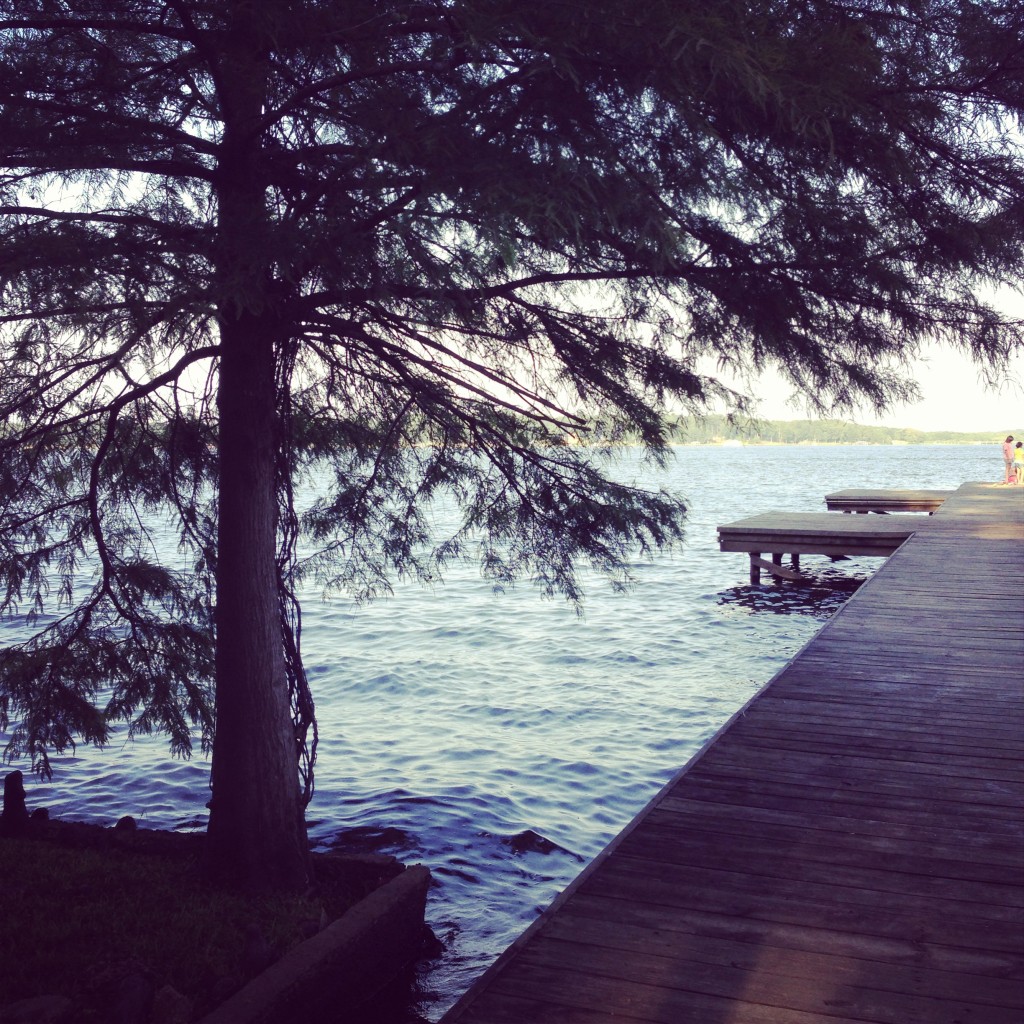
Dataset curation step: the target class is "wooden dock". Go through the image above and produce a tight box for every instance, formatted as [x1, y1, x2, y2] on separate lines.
[440, 482, 1024, 1024]
[718, 511, 919, 583]
[824, 488, 952, 514]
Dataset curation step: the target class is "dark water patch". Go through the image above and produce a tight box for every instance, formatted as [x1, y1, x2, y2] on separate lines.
[716, 565, 869, 620]
[325, 824, 420, 857]
[501, 828, 581, 858]
[432, 863, 480, 885]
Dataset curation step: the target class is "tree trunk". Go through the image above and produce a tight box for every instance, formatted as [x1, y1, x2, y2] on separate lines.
[203, 309, 307, 888]
[206, 313, 309, 892]
[205, 19, 309, 891]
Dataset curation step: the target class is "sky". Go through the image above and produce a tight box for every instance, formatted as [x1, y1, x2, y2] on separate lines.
[734, 284, 1024, 433]
[746, 343, 1024, 434]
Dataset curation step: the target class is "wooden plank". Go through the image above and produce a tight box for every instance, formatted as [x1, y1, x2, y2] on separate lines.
[556, 891, 1024, 979]
[513, 938, 1024, 1024]
[778, 656, 1024, 684]
[735, 694, 1024, 734]
[720, 717, 1024, 760]
[690, 754, 1024, 806]
[827, 617, 1017, 634]
[537, 910, 1024, 1008]
[653, 796, 1024, 864]
[698, 742, 1024, 786]
[698, 731, 1023, 773]
[475, 968, 871, 1024]
[612, 823, 1024, 908]
[720, 538, 902, 557]
[755, 692, 1024, 729]
[658, 776, 1022, 836]
[789, 646, 1021, 670]
[758, 689, 1024, 726]
[778, 661, 1023, 691]
[579, 861, 1022, 952]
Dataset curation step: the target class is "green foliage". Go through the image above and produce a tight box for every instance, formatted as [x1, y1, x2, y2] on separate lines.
[295, 401, 685, 605]
[0, 397, 217, 774]
[1, 0, 1022, 795]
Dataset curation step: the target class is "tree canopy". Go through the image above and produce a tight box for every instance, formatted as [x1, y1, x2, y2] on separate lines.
[2, 0, 1022, 888]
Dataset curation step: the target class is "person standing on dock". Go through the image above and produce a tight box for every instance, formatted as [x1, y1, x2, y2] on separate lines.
[1003, 435, 1015, 482]
[1014, 442, 1024, 485]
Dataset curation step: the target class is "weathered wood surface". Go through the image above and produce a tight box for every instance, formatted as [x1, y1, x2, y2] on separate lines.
[441, 482, 1024, 1024]
[824, 488, 952, 513]
[717, 510, 918, 557]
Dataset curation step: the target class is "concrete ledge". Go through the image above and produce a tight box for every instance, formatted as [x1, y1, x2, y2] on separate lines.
[198, 863, 431, 1024]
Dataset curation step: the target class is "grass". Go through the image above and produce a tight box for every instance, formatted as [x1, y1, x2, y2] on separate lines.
[0, 828, 383, 1021]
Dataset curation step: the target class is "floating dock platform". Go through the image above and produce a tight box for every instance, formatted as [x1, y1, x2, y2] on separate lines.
[440, 482, 1024, 1024]
[824, 488, 952, 514]
[717, 510, 919, 582]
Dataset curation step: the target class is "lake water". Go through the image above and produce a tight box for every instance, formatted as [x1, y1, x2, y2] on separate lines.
[1, 443, 1002, 1020]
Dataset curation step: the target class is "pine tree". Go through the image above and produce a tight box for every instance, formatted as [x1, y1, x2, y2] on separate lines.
[2, 0, 1021, 890]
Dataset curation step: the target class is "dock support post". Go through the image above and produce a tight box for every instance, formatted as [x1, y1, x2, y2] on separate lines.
[792, 554, 800, 571]
[749, 553, 760, 585]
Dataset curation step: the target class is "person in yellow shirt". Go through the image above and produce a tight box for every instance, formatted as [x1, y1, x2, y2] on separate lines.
[1014, 441, 1024, 485]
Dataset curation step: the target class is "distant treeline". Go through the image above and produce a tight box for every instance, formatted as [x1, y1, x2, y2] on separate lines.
[6, 411, 1014, 450]
[663, 415, 1021, 445]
